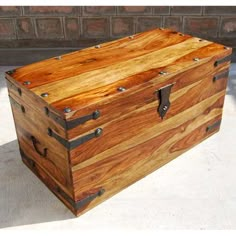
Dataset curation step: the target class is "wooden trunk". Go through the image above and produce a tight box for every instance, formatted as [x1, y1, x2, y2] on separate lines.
[5, 28, 232, 216]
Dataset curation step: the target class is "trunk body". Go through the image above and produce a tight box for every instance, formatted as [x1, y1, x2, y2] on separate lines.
[5, 28, 232, 216]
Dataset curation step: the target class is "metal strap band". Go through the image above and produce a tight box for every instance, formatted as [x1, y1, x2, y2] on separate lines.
[9, 95, 25, 113]
[45, 108, 100, 130]
[57, 187, 105, 211]
[214, 54, 231, 67]
[20, 149, 35, 168]
[6, 80, 22, 96]
[206, 120, 221, 132]
[47, 127, 103, 150]
[213, 70, 229, 82]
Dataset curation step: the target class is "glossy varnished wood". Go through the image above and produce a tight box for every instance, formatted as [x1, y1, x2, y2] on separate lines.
[5, 27, 232, 216]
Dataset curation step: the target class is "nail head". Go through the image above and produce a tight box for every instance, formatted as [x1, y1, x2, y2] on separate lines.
[163, 105, 168, 111]
[23, 81, 31, 85]
[159, 71, 167, 75]
[95, 128, 103, 137]
[64, 107, 72, 113]
[41, 93, 49, 97]
[93, 110, 100, 119]
[117, 87, 126, 92]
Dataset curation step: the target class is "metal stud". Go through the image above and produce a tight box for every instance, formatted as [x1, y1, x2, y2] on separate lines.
[163, 105, 168, 111]
[64, 107, 72, 113]
[23, 81, 31, 85]
[193, 58, 200, 61]
[179, 33, 184, 36]
[98, 189, 105, 196]
[7, 69, 16, 75]
[41, 93, 49, 97]
[159, 71, 167, 75]
[95, 128, 103, 137]
[92, 110, 101, 119]
[224, 46, 230, 50]
[55, 56, 62, 60]
[199, 39, 203, 42]
[117, 87, 126, 92]
[95, 45, 101, 49]
[159, 27, 164, 30]
[129, 35, 134, 39]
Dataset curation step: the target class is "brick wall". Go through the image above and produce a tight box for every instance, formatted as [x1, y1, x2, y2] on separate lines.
[0, 6, 236, 48]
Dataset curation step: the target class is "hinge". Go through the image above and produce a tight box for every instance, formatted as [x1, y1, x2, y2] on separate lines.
[45, 107, 100, 130]
[47, 127, 103, 150]
[213, 70, 229, 82]
[214, 54, 231, 67]
[156, 83, 174, 119]
[56, 187, 105, 211]
[206, 120, 221, 132]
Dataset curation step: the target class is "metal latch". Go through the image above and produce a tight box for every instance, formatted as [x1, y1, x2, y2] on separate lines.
[156, 83, 174, 119]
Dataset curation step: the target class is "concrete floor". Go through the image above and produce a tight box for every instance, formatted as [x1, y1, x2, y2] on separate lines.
[0, 64, 236, 230]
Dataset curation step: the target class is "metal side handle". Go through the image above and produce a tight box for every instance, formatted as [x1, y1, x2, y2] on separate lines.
[31, 136, 48, 157]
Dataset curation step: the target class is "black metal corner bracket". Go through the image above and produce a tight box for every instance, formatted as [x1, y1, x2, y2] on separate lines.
[213, 70, 229, 82]
[6, 80, 22, 96]
[56, 187, 105, 211]
[47, 127, 103, 150]
[206, 120, 221, 132]
[214, 54, 231, 67]
[6, 69, 16, 75]
[45, 107, 101, 130]
[9, 95, 25, 113]
[156, 83, 174, 119]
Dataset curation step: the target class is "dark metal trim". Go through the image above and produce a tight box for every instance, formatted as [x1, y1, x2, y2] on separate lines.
[6, 69, 16, 75]
[213, 70, 229, 82]
[156, 84, 174, 119]
[45, 108, 100, 130]
[56, 187, 105, 211]
[47, 127, 103, 150]
[20, 148, 105, 212]
[9, 95, 25, 113]
[214, 54, 231, 67]
[31, 136, 48, 157]
[206, 120, 222, 132]
[6, 80, 22, 96]
[20, 149, 35, 168]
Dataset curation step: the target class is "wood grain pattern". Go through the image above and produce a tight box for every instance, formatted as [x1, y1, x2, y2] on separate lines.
[9, 92, 73, 196]
[9, 29, 193, 88]
[69, 72, 227, 167]
[21, 152, 77, 214]
[74, 114, 222, 216]
[64, 57, 230, 139]
[5, 27, 231, 216]
[72, 91, 225, 196]
[6, 28, 231, 120]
